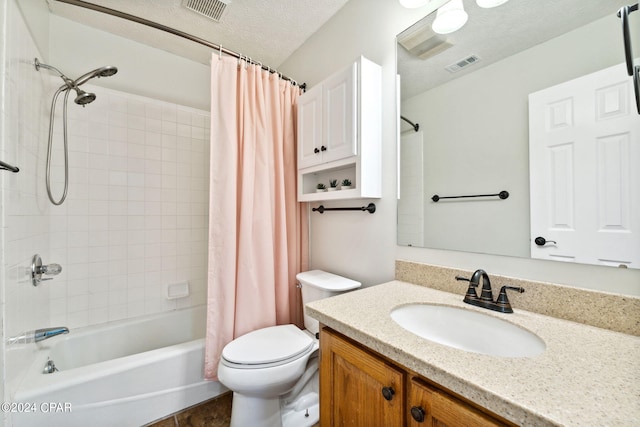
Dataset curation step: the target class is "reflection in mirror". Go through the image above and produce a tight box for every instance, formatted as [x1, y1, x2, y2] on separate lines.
[397, 0, 640, 268]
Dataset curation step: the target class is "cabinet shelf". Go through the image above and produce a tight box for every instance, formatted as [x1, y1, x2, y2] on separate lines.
[297, 56, 381, 202]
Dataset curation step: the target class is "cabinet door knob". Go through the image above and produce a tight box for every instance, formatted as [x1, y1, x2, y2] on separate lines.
[320, 145, 327, 151]
[314, 147, 320, 154]
[381, 386, 395, 401]
[410, 406, 426, 422]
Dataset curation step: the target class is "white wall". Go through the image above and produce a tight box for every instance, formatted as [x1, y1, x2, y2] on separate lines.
[1, 2, 213, 412]
[279, 0, 448, 288]
[45, 84, 210, 328]
[49, 15, 211, 111]
[280, 0, 640, 295]
[1, 0, 53, 416]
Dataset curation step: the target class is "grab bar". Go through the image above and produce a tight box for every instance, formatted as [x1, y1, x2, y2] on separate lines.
[431, 191, 509, 202]
[618, 3, 638, 77]
[312, 203, 376, 214]
[0, 160, 19, 173]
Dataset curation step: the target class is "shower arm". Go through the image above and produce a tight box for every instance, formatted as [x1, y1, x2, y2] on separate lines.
[53, 0, 305, 89]
[34, 58, 76, 88]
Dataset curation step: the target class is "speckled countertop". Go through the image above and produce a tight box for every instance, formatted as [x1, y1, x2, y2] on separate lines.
[306, 280, 640, 426]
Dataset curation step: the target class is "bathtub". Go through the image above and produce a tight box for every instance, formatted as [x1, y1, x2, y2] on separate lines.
[12, 305, 226, 427]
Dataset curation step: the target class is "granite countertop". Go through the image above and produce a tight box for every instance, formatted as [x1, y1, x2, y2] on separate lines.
[306, 280, 640, 426]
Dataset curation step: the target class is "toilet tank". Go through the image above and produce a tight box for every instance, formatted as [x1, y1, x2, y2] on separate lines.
[296, 270, 361, 335]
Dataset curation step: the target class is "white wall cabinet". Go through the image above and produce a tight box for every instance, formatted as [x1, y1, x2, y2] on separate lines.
[297, 56, 381, 202]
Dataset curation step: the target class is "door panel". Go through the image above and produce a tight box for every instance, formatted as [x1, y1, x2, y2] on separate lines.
[529, 63, 640, 268]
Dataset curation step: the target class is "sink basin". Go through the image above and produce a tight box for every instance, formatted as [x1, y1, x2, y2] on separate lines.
[391, 304, 545, 358]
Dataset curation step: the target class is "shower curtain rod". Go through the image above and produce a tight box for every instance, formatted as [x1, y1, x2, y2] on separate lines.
[53, 0, 305, 89]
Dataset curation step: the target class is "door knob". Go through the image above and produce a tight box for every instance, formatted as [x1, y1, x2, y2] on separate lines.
[313, 147, 320, 154]
[320, 145, 327, 151]
[534, 236, 557, 246]
[410, 406, 426, 422]
[381, 386, 395, 401]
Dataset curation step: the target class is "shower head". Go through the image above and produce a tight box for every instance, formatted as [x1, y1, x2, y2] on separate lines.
[35, 58, 118, 93]
[73, 65, 118, 86]
[73, 88, 97, 105]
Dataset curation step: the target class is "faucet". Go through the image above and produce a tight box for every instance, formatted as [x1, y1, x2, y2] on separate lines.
[34, 327, 69, 342]
[455, 269, 524, 313]
[7, 327, 69, 344]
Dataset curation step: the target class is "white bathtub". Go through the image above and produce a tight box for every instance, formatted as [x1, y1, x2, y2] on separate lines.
[12, 306, 226, 427]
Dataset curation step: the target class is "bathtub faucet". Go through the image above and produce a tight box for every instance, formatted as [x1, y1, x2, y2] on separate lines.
[7, 327, 69, 344]
[34, 327, 69, 342]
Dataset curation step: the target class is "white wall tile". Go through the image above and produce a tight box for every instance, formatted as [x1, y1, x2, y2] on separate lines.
[2, 12, 210, 404]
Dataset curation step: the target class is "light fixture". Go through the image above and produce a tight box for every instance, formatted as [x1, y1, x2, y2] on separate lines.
[432, 0, 468, 35]
[476, 0, 510, 8]
[399, 0, 431, 8]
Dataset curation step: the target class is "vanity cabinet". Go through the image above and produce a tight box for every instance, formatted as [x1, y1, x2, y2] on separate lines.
[319, 327, 516, 427]
[297, 56, 381, 201]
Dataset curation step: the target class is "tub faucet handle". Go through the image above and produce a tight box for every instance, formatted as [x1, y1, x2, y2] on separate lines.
[31, 254, 62, 286]
[40, 263, 62, 275]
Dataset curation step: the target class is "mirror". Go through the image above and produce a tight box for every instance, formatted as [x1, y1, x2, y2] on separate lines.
[397, 0, 639, 268]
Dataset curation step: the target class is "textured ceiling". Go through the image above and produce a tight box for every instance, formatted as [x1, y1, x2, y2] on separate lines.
[48, 0, 350, 69]
[398, 0, 630, 98]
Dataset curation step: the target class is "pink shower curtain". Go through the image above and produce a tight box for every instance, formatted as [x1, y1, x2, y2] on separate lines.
[204, 55, 309, 380]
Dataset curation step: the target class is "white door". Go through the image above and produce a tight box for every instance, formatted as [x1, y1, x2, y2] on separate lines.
[297, 84, 323, 169]
[322, 62, 358, 163]
[529, 63, 640, 268]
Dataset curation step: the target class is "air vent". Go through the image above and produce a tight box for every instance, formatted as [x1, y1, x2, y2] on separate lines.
[183, 0, 232, 22]
[445, 55, 481, 73]
[398, 21, 453, 60]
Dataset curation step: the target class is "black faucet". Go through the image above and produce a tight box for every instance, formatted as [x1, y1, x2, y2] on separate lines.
[455, 269, 524, 313]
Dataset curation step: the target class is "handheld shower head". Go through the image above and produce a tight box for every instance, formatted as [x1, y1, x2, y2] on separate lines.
[73, 89, 96, 105]
[73, 65, 118, 86]
[35, 58, 118, 91]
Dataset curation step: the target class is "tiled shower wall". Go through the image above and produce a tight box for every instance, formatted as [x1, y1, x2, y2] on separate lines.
[47, 84, 210, 328]
[2, 0, 53, 394]
[2, 2, 211, 403]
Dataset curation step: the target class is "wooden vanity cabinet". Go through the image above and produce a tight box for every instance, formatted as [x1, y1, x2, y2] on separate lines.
[320, 327, 517, 427]
[408, 377, 511, 427]
[319, 325, 405, 426]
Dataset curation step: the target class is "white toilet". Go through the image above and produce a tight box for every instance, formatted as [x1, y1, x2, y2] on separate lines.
[218, 270, 361, 427]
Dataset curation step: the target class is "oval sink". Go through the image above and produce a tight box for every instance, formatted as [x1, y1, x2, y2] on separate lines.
[391, 304, 545, 358]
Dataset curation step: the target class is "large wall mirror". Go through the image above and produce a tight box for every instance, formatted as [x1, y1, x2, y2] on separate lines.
[397, 0, 640, 269]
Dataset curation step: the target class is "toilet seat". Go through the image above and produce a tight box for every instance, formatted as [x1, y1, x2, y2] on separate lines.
[221, 325, 314, 369]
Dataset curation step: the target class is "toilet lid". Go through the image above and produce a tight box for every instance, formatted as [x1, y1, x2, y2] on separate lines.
[222, 325, 314, 366]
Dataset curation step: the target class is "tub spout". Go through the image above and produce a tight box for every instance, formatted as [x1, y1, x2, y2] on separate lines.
[7, 327, 69, 344]
[34, 327, 69, 342]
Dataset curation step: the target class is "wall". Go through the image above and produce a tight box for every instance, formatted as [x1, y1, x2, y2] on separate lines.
[46, 83, 210, 328]
[280, 0, 640, 295]
[49, 15, 211, 111]
[1, 1, 213, 413]
[1, 0, 53, 417]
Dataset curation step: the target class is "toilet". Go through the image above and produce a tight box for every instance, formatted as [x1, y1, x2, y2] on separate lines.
[218, 270, 361, 427]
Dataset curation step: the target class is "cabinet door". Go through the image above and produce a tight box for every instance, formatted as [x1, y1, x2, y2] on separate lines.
[297, 84, 323, 169]
[408, 378, 512, 427]
[320, 328, 404, 427]
[322, 62, 358, 163]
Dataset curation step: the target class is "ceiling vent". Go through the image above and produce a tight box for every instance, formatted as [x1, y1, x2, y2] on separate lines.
[398, 20, 453, 60]
[445, 55, 481, 73]
[183, 0, 232, 22]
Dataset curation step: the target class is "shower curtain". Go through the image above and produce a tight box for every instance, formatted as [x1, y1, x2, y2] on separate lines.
[204, 55, 308, 380]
